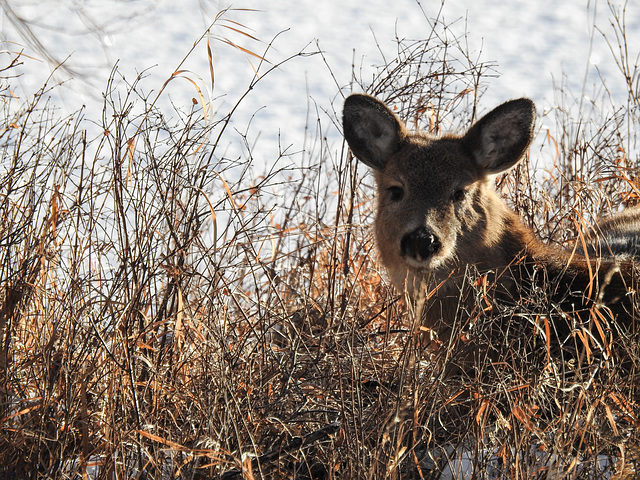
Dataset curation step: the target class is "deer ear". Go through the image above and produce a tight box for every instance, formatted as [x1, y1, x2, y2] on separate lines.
[463, 98, 536, 174]
[343, 94, 406, 170]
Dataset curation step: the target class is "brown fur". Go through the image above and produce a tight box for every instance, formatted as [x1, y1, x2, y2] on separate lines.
[343, 94, 640, 344]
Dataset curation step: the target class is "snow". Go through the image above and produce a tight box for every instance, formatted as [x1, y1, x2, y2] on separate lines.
[3, 0, 639, 162]
[2, 2, 636, 478]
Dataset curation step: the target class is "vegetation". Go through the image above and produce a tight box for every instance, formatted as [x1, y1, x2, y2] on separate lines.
[0, 3, 638, 479]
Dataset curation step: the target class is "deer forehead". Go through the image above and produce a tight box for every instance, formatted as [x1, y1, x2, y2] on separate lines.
[378, 137, 484, 192]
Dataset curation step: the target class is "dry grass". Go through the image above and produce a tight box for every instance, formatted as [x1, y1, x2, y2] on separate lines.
[1, 4, 639, 480]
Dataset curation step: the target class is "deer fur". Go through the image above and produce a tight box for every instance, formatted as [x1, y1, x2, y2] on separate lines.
[343, 94, 640, 344]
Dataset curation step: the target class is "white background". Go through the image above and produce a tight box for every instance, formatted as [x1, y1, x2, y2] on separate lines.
[2, 0, 639, 163]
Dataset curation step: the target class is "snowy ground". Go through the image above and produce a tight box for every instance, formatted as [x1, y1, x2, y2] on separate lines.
[2, 3, 636, 478]
[2, 0, 640, 166]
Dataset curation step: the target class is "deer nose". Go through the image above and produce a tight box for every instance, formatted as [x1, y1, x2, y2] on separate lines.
[401, 227, 441, 261]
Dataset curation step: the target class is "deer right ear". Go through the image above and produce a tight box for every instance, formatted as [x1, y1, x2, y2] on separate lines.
[343, 94, 406, 170]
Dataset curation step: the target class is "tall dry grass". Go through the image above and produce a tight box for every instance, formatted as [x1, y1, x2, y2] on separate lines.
[0, 3, 639, 479]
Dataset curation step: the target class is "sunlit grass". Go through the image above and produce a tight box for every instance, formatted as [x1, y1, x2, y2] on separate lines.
[0, 3, 639, 479]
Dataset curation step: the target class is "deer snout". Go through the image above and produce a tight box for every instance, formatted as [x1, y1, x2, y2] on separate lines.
[401, 227, 441, 261]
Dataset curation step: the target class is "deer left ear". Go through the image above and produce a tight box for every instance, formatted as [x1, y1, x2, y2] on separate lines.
[463, 98, 536, 174]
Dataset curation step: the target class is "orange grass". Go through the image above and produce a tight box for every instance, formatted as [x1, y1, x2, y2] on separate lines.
[1, 5, 639, 479]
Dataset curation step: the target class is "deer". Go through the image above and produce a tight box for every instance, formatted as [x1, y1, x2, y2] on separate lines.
[342, 93, 640, 364]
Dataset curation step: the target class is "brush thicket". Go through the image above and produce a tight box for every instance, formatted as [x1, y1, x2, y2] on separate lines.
[0, 5, 638, 479]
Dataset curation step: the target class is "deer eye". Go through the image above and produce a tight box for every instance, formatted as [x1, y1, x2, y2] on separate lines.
[387, 186, 404, 202]
[452, 189, 466, 202]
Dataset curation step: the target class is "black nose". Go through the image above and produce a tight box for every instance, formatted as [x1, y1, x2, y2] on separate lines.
[401, 227, 441, 260]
